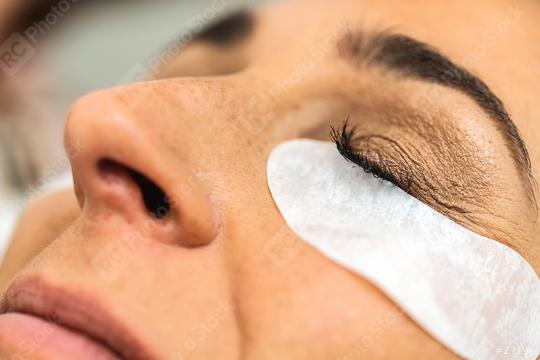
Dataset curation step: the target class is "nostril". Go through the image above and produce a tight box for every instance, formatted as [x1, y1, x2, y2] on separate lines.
[128, 167, 171, 219]
[97, 159, 170, 219]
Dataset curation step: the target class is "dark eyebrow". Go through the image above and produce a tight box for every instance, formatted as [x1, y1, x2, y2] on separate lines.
[338, 31, 534, 196]
[192, 10, 254, 47]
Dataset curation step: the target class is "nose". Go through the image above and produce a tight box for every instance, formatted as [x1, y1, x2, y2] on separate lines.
[64, 89, 217, 247]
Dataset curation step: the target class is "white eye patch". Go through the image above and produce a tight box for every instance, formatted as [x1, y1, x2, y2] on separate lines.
[267, 139, 540, 360]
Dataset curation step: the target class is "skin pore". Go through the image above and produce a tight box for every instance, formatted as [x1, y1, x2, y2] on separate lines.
[1, 0, 539, 359]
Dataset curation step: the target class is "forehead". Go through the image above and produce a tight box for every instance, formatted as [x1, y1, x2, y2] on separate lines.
[254, 0, 540, 201]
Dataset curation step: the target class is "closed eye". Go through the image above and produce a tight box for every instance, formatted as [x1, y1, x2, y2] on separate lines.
[330, 117, 414, 194]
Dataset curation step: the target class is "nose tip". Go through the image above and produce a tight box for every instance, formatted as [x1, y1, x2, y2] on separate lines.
[65, 89, 217, 247]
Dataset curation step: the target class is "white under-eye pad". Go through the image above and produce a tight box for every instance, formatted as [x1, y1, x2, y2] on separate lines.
[267, 139, 540, 360]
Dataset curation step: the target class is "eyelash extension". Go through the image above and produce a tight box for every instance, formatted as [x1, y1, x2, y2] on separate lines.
[330, 117, 412, 191]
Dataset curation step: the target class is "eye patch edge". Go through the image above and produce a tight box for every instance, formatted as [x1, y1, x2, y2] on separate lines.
[266, 139, 540, 360]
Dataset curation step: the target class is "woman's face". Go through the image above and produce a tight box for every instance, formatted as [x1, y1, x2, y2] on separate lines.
[1, 0, 539, 358]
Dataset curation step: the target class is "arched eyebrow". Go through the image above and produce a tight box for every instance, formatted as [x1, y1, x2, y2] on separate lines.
[192, 10, 254, 47]
[338, 30, 536, 201]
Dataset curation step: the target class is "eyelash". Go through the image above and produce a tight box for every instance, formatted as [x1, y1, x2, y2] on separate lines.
[330, 117, 413, 192]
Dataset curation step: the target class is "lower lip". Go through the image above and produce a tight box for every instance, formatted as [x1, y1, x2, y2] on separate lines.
[0, 313, 121, 360]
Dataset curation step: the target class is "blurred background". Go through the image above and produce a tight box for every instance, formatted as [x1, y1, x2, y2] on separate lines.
[0, 0, 262, 257]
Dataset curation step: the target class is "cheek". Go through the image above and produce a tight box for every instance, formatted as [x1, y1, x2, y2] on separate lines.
[0, 190, 79, 292]
[241, 243, 448, 358]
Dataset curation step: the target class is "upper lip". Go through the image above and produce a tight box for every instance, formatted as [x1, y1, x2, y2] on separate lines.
[0, 274, 156, 360]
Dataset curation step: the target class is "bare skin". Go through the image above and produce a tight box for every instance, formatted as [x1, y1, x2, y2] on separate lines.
[1, 0, 539, 358]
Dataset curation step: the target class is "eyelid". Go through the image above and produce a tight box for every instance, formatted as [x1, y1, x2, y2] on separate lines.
[330, 118, 414, 193]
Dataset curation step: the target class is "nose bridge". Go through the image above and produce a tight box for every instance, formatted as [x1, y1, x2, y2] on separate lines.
[64, 88, 218, 248]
